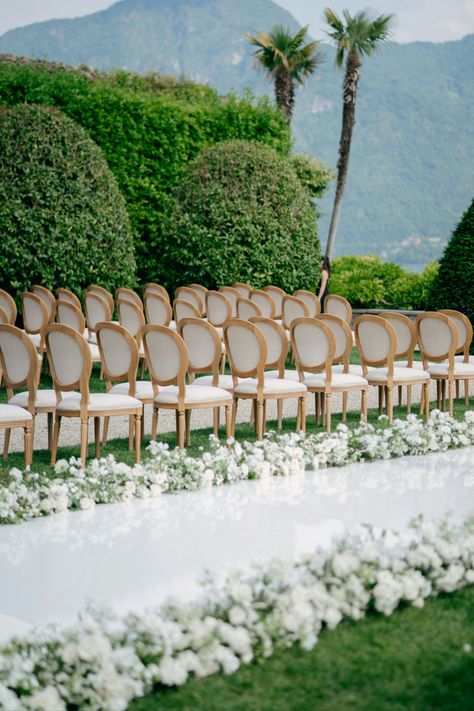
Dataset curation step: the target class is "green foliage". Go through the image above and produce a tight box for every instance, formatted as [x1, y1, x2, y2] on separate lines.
[289, 154, 334, 198]
[246, 25, 320, 83]
[429, 198, 474, 323]
[0, 104, 135, 298]
[163, 140, 321, 291]
[0, 59, 291, 286]
[331, 256, 438, 309]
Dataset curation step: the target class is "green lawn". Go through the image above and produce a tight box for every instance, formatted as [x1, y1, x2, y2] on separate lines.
[129, 587, 474, 711]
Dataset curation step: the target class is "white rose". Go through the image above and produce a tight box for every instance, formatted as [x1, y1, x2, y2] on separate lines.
[25, 686, 66, 711]
[79, 497, 95, 510]
[228, 605, 247, 626]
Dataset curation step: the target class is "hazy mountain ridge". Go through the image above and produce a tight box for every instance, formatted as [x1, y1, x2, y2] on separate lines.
[1, 0, 473, 267]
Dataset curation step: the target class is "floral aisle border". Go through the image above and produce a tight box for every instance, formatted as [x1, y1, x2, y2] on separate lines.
[2, 410, 474, 526]
[1, 513, 473, 710]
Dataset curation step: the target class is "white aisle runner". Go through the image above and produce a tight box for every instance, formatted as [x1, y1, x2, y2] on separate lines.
[1, 447, 473, 642]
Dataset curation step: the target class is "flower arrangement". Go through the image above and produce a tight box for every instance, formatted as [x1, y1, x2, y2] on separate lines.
[1, 410, 474, 527]
[0, 512, 473, 710]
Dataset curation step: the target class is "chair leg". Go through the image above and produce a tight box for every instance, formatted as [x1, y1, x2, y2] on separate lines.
[464, 380, 469, 407]
[455, 380, 460, 400]
[321, 392, 325, 422]
[325, 393, 332, 433]
[277, 399, 283, 430]
[47, 412, 53, 450]
[407, 385, 412, 414]
[436, 380, 441, 409]
[220, 352, 226, 375]
[342, 391, 348, 422]
[185, 410, 191, 446]
[51, 415, 61, 465]
[213, 407, 220, 436]
[441, 379, 446, 412]
[386, 387, 393, 424]
[102, 416, 110, 446]
[80, 418, 88, 466]
[419, 384, 424, 415]
[315, 393, 319, 427]
[231, 398, 238, 435]
[99, 365, 104, 381]
[424, 382, 430, 422]
[94, 416, 100, 459]
[299, 396, 306, 432]
[448, 380, 454, 417]
[141, 405, 145, 439]
[177, 409, 185, 448]
[256, 399, 264, 440]
[3, 429, 11, 459]
[361, 389, 368, 423]
[398, 385, 402, 407]
[151, 408, 158, 440]
[135, 413, 141, 463]
[128, 416, 134, 451]
[378, 387, 384, 416]
[225, 403, 232, 442]
[263, 400, 267, 433]
[24, 423, 33, 468]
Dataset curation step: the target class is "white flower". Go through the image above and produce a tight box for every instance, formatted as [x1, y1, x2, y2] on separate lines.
[158, 656, 189, 686]
[24, 686, 66, 710]
[332, 552, 360, 578]
[79, 497, 95, 511]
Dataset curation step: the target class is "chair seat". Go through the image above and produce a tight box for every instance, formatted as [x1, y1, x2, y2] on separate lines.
[9, 389, 71, 410]
[304, 373, 367, 389]
[193, 374, 240, 390]
[155, 384, 232, 405]
[428, 362, 474, 377]
[265, 369, 308, 381]
[454, 355, 474, 364]
[395, 360, 430, 369]
[57, 392, 141, 413]
[0, 404, 33, 423]
[110, 381, 155, 399]
[332, 364, 372, 377]
[26, 333, 42, 348]
[367, 367, 430, 384]
[234, 378, 307, 396]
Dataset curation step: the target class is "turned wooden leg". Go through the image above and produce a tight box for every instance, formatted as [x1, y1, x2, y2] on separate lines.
[51, 415, 61, 465]
[299, 396, 306, 432]
[325, 393, 332, 433]
[256, 399, 264, 440]
[448, 380, 454, 417]
[456, 380, 460, 399]
[386, 387, 393, 424]
[378, 387, 384, 416]
[151, 408, 158, 440]
[80, 418, 88, 466]
[361, 389, 368, 423]
[441, 379, 446, 412]
[213, 407, 220, 436]
[315, 392, 320, 427]
[94, 416, 100, 459]
[220, 352, 226, 375]
[398, 385, 402, 407]
[135, 413, 141, 463]
[128, 415, 134, 451]
[185, 409, 191, 446]
[277, 399, 283, 430]
[3, 428, 11, 459]
[464, 379, 469, 407]
[342, 391, 348, 422]
[225, 403, 232, 441]
[177, 409, 185, 449]
[407, 385, 412, 414]
[141, 405, 145, 439]
[24, 422, 33, 468]
[424, 382, 430, 422]
[102, 416, 110, 446]
[47, 412, 53, 450]
[231, 398, 238, 435]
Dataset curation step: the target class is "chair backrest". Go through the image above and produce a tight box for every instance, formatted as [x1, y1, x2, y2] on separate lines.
[249, 290, 275, 319]
[383, 312, 417, 362]
[45, 324, 91, 404]
[206, 291, 232, 327]
[173, 299, 201, 329]
[144, 293, 172, 326]
[188, 284, 208, 315]
[31, 285, 56, 322]
[0, 290, 17, 325]
[263, 286, 285, 318]
[325, 294, 352, 322]
[116, 288, 142, 309]
[84, 292, 112, 334]
[142, 325, 188, 389]
[281, 295, 309, 330]
[117, 299, 145, 343]
[219, 287, 240, 317]
[293, 290, 321, 318]
[21, 292, 49, 335]
[291, 317, 335, 377]
[318, 314, 352, 368]
[143, 283, 170, 302]
[0, 306, 9, 325]
[56, 301, 86, 334]
[416, 312, 457, 364]
[439, 309, 473, 358]
[56, 288, 81, 310]
[237, 297, 262, 320]
[85, 285, 114, 315]
[354, 315, 396, 370]
[181, 318, 222, 384]
[96, 322, 138, 391]
[175, 287, 203, 315]
[0, 325, 38, 408]
[249, 316, 288, 374]
[232, 282, 252, 298]
[223, 319, 267, 384]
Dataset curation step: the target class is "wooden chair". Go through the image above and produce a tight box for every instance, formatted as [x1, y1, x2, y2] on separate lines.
[143, 283, 170, 302]
[263, 286, 286, 319]
[206, 291, 232, 336]
[56, 301, 101, 367]
[0, 307, 9, 325]
[249, 289, 276, 320]
[439, 309, 473, 403]
[219, 287, 241, 317]
[31, 285, 56, 323]
[232, 283, 252, 298]
[21, 292, 49, 353]
[116, 287, 143, 309]
[85, 285, 114, 316]
[324, 294, 352, 322]
[117, 299, 147, 374]
[188, 284, 208, 315]
[0, 290, 17, 325]
[383, 312, 419, 410]
[173, 298, 201, 332]
[0, 404, 33, 467]
[293, 290, 321, 317]
[45, 324, 142, 464]
[237, 297, 262, 320]
[355, 315, 430, 423]
[56, 288, 81, 310]
[224, 319, 306, 439]
[281, 295, 309, 331]
[175, 287, 203, 316]
[144, 292, 173, 327]
[142, 325, 232, 448]
[84, 292, 112, 345]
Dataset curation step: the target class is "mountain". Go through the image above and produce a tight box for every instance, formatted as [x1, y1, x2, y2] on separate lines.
[0, 0, 473, 269]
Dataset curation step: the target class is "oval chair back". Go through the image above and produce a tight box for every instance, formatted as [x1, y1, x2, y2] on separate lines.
[31, 285, 56, 323]
[116, 288, 142, 309]
[143, 283, 169, 302]
[219, 287, 240, 317]
[0, 325, 38, 410]
[263, 286, 285, 319]
[180, 318, 222, 385]
[354, 315, 396, 373]
[173, 299, 201, 331]
[206, 291, 232, 327]
[175, 287, 203, 316]
[232, 283, 252, 298]
[142, 325, 188, 389]
[415, 312, 457, 366]
[188, 284, 208, 315]
[281, 295, 309, 331]
[0, 290, 17, 325]
[223, 319, 267, 384]
[383, 312, 417, 363]
[249, 290, 275, 320]
[317, 314, 352, 370]
[144, 293, 172, 326]
[96, 322, 139, 392]
[84, 292, 112, 337]
[56, 301, 86, 335]
[324, 294, 352, 322]
[439, 309, 473, 359]
[44, 324, 91, 404]
[85, 285, 114, 315]
[56, 288, 81, 310]
[291, 318, 335, 378]
[21, 292, 49, 340]
[293, 290, 321, 318]
[0, 306, 9, 325]
[237, 297, 262, 320]
[249, 317, 288, 375]
[117, 299, 145, 346]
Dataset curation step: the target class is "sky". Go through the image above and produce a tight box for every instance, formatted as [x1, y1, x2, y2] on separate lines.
[0, 0, 473, 43]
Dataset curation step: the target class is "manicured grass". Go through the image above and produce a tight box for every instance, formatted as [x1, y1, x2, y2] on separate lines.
[128, 587, 474, 711]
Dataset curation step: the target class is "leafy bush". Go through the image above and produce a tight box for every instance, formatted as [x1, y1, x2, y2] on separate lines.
[429, 198, 474, 323]
[0, 104, 135, 298]
[163, 140, 322, 291]
[289, 153, 334, 198]
[330, 256, 438, 310]
[0, 59, 291, 286]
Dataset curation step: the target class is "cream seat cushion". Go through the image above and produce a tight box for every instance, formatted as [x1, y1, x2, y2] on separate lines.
[454, 355, 474, 364]
[428, 362, 474, 377]
[57, 393, 141, 413]
[9, 390, 76, 409]
[155, 385, 232, 405]
[303, 373, 367, 389]
[331, 364, 373, 377]
[193, 374, 242, 390]
[0, 404, 33, 422]
[265, 369, 309, 381]
[395, 360, 430, 369]
[367, 367, 430, 384]
[110, 381, 155, 399]
[234, 378, 307, 396]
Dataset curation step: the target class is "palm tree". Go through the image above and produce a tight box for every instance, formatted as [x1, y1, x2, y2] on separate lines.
[324, 8, 393, 258]
[246, 25, 320, 124]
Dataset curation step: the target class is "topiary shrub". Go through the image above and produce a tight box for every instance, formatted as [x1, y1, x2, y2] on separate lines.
[289, 153, 334, 198]
[163, 140, 321, 291]
[0, 104, 136, 299]
[429, 198, 474, 324]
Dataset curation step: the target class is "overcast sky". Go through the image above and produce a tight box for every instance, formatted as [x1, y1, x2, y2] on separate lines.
[1, 0, 473, 43]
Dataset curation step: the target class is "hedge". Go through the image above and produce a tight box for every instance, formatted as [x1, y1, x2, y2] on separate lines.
[0, 104, 135, 299]
[0, 58, 291, 287]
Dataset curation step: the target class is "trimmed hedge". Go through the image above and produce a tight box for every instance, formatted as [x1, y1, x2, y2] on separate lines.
[429, 197, 474, 323]
[330, 256, 438, 310]
[0, 59, 291, 286]
[0, 104, 135, 297]
[163, 140, 321, 291]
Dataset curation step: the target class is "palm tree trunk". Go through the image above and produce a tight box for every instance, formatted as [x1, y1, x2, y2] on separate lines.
[325, 50, 361, 258]
[274, 70, 295, 124]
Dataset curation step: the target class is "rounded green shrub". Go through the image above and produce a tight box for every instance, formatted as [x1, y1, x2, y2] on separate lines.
[0, 104, 136, 298]
[429, 198, 474, 323]
[289, 153, 334, 198]
[163, 140, 321, 291]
